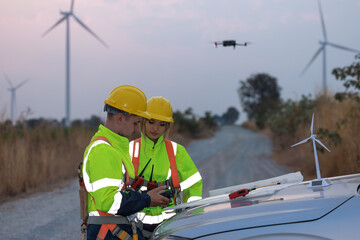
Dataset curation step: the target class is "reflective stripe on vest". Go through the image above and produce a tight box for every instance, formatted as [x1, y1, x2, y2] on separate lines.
[131, 139, 141, 176]
[142, 211, 176, 225]
[83, 137, 113, 194]
[131, 138, 180, 190]
[179, 172, 202, 190]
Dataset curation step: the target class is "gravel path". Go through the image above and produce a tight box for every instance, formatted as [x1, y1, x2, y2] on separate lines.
[0, 126, 290, 239]
[0, 180, 80, 240]
[187, 125, 290, 196]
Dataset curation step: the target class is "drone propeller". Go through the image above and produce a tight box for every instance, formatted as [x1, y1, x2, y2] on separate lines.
[237, 41, 251, 46]
[210, 41, 221, 47]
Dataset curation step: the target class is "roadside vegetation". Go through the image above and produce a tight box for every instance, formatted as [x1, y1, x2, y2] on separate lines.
[0, 120, 94, 203]
[238, 54, 360, 180]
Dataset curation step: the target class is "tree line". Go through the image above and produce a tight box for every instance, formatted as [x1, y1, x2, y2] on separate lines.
[237, 54, 360, 178]
[237, 54, 360, 133]
[1, 105, 240, 140]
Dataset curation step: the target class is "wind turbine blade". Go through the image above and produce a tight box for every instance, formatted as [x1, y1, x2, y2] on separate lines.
[71, 0, 75, 12]
[14, 78, 29, 89]
[3, 73, 13, 87]
[300, 46, 323, 76]
[72, 14, 108, 48]
[291, 137, 311, 147]
[315, 139, 331, 152]
[318, 0, 327, 41]
[42, 15, 67, 37]
[327, 42, 360, 53]
[311, 113, 314, 134]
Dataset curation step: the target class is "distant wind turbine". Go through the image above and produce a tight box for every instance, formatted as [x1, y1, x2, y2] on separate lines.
[300, 0, 360, 94]
[43, 0, 108, 127]
[291, 113, 332, 188]
[4, 73, 29, 125]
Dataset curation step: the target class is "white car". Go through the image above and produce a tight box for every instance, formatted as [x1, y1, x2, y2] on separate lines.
[151, 173, 360, 240]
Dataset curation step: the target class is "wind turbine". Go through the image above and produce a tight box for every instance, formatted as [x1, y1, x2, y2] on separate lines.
[4, 73, 29, 125]
[291, 113, 332, 188]
[300, 0, 360, 94]
[43, 0, 108, 127]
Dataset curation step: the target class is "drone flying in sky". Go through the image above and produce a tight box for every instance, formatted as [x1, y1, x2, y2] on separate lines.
[213, 40, 250, 49]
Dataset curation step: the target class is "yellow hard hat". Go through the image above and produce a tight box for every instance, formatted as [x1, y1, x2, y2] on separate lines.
[147, 96, 174, 123]
[104, 85, 150, 119]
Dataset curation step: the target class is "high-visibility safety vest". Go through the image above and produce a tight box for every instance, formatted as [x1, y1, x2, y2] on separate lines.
[129, 135, 202, 225]
[82, 125, 149, 240]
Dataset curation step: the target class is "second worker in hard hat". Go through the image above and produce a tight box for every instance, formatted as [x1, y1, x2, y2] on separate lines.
[129, 96, 203, 234]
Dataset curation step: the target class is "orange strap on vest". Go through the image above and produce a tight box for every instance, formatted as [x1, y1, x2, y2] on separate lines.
[90, 136, 111, 145]
[96, 211, 118, 239]
[92, 200, 131, 240]
[164, 139, 180, 191]
[131, 138, 180, 191]
[96, 211, 130, 240]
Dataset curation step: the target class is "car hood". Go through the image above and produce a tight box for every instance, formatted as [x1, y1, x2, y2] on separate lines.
[152, 174, 360, 239]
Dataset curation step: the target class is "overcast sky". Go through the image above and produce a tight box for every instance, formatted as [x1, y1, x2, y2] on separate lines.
[1, 0, 360, 123]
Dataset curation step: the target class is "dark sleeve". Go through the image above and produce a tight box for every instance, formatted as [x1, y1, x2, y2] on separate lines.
[116, 191, 151, 216]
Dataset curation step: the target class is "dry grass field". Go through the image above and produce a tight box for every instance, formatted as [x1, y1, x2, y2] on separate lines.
[0, 123, 93, 202]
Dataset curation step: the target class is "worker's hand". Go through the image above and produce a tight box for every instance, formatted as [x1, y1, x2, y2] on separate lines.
[147, 186, 171, 207]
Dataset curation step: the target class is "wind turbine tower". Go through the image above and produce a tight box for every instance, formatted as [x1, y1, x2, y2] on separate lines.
[4, 74, 29, 125]
[43, 0, 108, 127]
[301, 0, 360, 94]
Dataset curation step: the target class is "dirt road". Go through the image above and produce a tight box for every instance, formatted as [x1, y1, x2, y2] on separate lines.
[187, 125, 290, 197]
[0, 125, 290, 239]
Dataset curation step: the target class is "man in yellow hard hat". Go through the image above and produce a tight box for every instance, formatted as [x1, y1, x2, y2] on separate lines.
[82, 85, 170, 240]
